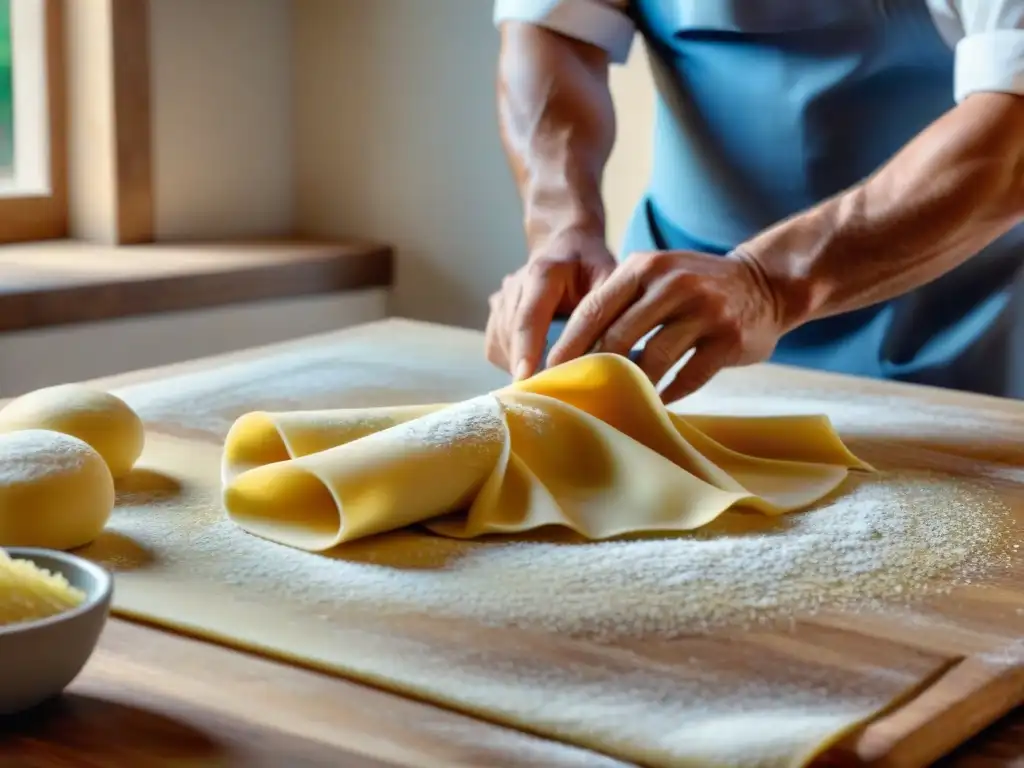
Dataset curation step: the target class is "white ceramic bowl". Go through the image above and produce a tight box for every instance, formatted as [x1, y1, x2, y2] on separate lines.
[0, 547, 113, 716]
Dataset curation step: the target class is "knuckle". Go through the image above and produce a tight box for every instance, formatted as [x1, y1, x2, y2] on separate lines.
[527, 257, 563, 279]
[484, 340, 504, 367]
[645, 342, 677, 370]
[513, 304, 544, 332]
[663, 270, 698, 294]
[716, 317, 745, 347]
[697, 289, 728, 317]
[602, 328, 629, 352]
[514, 317, 537, 336]
[647, 250, 679, 274]
[576, 297, 605, 327]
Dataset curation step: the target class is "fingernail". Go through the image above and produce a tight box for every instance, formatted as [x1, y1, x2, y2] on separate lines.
[514, 361, 531, 381]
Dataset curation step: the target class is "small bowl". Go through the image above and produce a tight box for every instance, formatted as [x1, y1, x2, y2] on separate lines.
[0, 547, 113, 716]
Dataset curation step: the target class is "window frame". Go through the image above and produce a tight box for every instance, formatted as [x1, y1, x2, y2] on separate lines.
[0, 0, 66, 244]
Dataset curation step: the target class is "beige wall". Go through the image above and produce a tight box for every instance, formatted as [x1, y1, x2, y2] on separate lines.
[293, 0, 522, 329]
[293, 0, 656, 330]
[97, 0, 655, 328]
[0, 290, 387, 396]
[149, 0, 295, 240]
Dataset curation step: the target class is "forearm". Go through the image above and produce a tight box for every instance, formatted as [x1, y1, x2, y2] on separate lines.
[497, 21, 616, 251]
[740, 93, 1024, 330]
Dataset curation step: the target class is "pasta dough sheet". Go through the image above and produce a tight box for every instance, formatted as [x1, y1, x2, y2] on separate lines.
[79, 434, 946, 768]
[222, 353, 871, 551]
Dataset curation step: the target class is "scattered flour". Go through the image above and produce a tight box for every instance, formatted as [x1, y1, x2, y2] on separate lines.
[95, 331, 1018, 642]
[114, 337, 510, 435]
[79, 329, 1021, 766]
[0, 429, 90, 485]
[99, 465, 1014, 643]
[978, 638, 1024, 666]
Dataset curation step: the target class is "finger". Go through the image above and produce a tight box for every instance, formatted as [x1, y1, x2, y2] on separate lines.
[511, 273, 563, 381]
[485, 294, 511, 372]
[598, 281, 692, 357]
[636, 316, 706, 386]
[500, 279, 523, 373]
[491, 278, 520, 374]
[548, 268, 639, 366]
[659, 338, 734, 404]
[485, 330, 511, 373]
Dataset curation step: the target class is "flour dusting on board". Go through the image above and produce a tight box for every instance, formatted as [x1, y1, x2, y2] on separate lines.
[95, 330, 1018, 640]
[92, 456, 1013, 642]
[113, 333, 510, 435]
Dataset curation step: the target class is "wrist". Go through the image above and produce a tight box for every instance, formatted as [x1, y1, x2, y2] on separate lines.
[521, 153, 607, 252]
[523, 190, 606, 256]
[733, 201, 846, 331]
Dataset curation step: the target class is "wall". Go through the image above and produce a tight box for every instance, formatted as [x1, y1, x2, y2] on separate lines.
[0, 289, 386, 396]
[149, 0, 295, 240]
[293, 0, 523, 329]
[293, 0, 656, 330]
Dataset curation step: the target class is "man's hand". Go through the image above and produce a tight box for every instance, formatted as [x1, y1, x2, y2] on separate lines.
[490, 20, 618, 379]
[485, 231, 616, 379]
[547, 249, 790, 402]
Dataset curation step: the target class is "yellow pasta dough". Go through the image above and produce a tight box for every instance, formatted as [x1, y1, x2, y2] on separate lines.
[0, 548, 86, 627]
[222, 353, 871, 551]
[0, 384, 146, 479]
[0, 430, 115, 551]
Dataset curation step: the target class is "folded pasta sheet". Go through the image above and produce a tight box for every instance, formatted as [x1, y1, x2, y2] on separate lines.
[221, 353, 870, 551]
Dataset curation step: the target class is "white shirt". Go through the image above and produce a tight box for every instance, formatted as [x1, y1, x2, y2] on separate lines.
[493, 0, 1024, 103]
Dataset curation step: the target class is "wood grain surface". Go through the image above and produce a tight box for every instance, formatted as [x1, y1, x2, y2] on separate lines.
[1, 318, 1022, 767]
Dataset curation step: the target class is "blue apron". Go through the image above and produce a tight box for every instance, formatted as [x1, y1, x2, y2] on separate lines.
[619, 0, 1024, 398]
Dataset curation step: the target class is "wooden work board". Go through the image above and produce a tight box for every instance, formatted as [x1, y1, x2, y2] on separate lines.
[6, 318, 1024, 767]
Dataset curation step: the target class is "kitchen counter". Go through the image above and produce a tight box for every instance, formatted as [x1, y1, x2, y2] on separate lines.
[0, 318, 1021, 767]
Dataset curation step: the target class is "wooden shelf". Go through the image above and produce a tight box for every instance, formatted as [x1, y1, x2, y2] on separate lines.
[0, 238, 393, 332]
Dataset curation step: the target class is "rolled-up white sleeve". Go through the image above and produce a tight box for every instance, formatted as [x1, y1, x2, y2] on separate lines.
[493, 0, 636, 64]
[933, 0, 1024, 101]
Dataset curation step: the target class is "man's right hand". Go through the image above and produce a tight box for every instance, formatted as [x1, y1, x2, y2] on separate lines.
[485, 231, 616, 380]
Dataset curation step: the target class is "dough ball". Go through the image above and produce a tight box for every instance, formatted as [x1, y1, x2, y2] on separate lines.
[0, 429, 115, 551]
[0, 384, 145, 479]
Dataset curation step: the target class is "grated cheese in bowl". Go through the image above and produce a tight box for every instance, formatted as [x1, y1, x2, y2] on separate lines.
[0, 547, 87, 628]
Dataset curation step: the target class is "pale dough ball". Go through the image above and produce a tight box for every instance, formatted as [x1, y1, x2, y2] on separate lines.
[0, 429, 115, 551]
[0, 383, 145, 479]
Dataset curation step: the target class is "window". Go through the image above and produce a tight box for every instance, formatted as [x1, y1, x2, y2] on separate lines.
[0, 0, 65, 243]
[0, 1, 14, 173]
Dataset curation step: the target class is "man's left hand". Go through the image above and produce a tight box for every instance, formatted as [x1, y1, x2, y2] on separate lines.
[546, 249, 792, 403]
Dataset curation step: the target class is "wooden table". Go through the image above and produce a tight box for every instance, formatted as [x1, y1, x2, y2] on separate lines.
[1, 318, 1023, 767]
